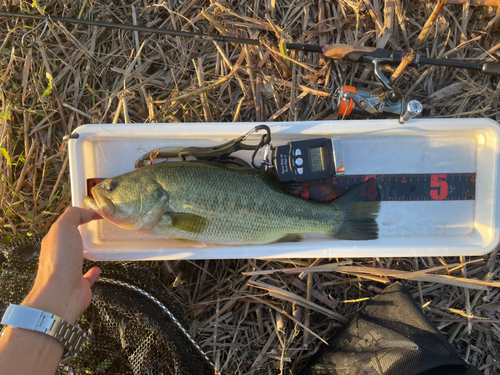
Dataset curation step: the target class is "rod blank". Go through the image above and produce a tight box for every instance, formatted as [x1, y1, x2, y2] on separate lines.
[2, 11, 500, 76]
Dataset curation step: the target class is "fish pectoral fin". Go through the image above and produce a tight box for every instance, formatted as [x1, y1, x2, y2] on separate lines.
[166, 212, 207, 234]
[172, 238, 208, 248]
[275, 234, 305, 243]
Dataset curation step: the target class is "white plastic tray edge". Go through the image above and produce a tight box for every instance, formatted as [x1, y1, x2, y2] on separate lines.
[69, 119, 500, 260]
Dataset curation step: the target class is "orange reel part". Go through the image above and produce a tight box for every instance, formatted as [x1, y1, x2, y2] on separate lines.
[337, 85, 357, 116]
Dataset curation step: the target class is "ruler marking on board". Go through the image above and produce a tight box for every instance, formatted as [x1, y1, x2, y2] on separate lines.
[294, 173, 476, 202]
[86, 173, 476, 202]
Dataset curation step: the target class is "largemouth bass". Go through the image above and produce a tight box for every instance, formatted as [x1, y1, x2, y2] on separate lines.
[84, 161, 380, 244]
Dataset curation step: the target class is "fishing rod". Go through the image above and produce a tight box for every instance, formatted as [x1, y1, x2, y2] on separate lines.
[1, 11, 499, 76]
[2, 11, 499, 121]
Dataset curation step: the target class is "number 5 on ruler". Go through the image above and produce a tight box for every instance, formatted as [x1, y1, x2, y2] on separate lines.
[430, 174, 448, 200]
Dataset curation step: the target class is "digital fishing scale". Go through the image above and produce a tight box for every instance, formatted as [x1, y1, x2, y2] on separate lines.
[134, 125, 345, 184]
[271, 138, 345, 182]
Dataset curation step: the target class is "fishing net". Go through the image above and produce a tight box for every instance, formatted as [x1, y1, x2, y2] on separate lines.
[0, 240, 483, 375]
[299, 282, 483, 375]
[0, 239, 214, 375]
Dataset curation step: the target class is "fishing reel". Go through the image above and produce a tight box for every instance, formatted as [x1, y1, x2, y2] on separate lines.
[332, 57, 423, 123]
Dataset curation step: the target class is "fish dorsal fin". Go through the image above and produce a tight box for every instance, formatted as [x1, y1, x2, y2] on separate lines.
[165, 212, 207, 234]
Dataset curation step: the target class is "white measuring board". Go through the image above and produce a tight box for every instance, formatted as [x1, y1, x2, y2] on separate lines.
[68, 119, 500, 260]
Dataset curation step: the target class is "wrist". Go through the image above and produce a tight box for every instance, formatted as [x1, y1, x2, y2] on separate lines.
[21, 284, 81, 325]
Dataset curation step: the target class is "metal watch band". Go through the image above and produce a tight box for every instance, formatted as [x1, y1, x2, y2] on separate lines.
[1, 304, 86, 362]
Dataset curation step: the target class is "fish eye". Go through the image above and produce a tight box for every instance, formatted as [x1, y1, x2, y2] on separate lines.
[106, 181, 118, 191]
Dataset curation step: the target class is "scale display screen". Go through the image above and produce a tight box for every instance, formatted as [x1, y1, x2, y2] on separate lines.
[310, 147, 325, 172]
[271, 137, 343, 183]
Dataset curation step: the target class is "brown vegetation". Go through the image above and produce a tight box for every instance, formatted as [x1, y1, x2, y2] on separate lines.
[1, 0, 500, 373]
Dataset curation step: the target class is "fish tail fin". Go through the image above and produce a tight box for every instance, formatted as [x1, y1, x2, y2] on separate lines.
[330, 179, 380, 240]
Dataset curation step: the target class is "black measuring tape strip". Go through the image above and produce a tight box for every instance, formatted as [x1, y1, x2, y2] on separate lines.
[296, 173, 476, 202]
[87, 172, 476, 202]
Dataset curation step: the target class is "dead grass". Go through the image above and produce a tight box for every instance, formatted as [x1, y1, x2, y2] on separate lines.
[1, 0, 500, 373]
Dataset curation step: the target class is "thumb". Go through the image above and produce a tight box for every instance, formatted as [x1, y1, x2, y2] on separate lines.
[84, 267, 101, 287]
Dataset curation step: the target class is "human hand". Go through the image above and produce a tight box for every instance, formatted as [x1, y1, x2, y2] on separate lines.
[21, 207, 102, 324]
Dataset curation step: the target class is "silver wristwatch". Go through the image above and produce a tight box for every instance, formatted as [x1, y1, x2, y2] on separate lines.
[1, 304, 87, 363]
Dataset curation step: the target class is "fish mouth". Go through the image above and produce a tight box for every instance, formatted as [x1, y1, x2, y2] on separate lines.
[84, 187, 116, 218]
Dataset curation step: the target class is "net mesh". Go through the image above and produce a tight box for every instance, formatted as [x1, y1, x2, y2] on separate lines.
[0, 240, 483, 375]
[0, 239, 213, 375]
[298, 282, 483, 375]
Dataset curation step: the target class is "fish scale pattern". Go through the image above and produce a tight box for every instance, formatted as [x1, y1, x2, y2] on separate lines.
[95, 162, 349, 244]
